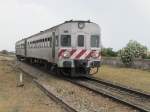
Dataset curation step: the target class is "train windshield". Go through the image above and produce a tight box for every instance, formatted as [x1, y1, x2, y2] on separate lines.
[61, 35, 71, 47]
[91, 35, 99, 47]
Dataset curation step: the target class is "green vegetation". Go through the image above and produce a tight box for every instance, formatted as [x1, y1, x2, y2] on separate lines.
[119, 40, 148, 66]
[1, 50, 8, 55]
[101, 48, 118, 57]
[102, 40, 150, 64]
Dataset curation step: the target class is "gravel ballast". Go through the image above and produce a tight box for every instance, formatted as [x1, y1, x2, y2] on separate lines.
[18, 62, 139, 112]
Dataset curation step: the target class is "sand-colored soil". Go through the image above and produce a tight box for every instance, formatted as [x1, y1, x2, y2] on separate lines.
[95, 65, 150, 92]
[0, 59, 65, 112]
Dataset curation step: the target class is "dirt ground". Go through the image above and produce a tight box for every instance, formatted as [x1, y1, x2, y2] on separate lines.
[95, 65, 150, 93]
[20, 62, 137, 112]
[0, 58, 65, 112]
[0, 55, 147, 112]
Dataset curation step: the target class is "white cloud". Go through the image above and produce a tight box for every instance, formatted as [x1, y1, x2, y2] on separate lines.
[132, 0, 150, 18]
[0, 0, 17, 51]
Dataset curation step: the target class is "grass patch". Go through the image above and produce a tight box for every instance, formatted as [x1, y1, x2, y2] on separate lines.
[94, 65, 150, 92]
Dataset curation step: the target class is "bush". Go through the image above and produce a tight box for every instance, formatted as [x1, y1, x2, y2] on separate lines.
[101, 48, 118, 57]
[119, 40, 147, 66]
[1, 50, 8, 55]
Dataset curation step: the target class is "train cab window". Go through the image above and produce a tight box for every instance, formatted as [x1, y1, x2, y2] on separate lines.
[61, 35, 71, 47]
[78, 35, 84, 47]
[91, 35, 99, 47]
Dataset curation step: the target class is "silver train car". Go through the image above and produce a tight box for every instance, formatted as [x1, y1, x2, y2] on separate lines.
[15, 20, 102, 77]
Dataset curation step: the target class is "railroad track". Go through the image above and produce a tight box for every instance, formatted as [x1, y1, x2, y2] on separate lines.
[85, 76, 150, 98]
[14, 62, 78, 112]
[17, 62, 150, 112]
[65, 77, 150, 112]
[34, 80, 78, 112]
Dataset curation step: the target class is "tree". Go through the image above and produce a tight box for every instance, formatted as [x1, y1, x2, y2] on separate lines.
[119, 40, 147, 66]
[1, 50, 8, 55]
[101, 48, 118, 57]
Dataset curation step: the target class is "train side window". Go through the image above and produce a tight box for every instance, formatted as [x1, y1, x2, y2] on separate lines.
[44, 38, 46, 47]
[47, 37, 49, 47]
[39, 39, 42, 48]
[48, 37, 50, 41]
[34, 41, 36, 48]
[35, 41, 37, 48]
[43, 38, 45, 47]
[30, 42, 32, 48]
[33, 41, 35, 48]
[38, 40, 40, 48]
[55, 36, 59, 46]
[78, 35, 84, 47]
[45, 38, 47, 47]
[32, 41, 33, 48]
[29, 42, 31, 48]
[61, 35, 71, 47]
[41, 39, 43, 48]
[45, 38, 47, 42]
[30, 42, 31, 48]
[49, 37, 52, 47]
[42, 38, 44, 47]
[31, 41, 33, 48]
[28, 42, 29, 48]
[42, 39, 44, 48]
[44, 38, 47, 47]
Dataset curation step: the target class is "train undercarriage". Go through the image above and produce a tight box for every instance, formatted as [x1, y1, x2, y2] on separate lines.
[16, 55, 100, 77]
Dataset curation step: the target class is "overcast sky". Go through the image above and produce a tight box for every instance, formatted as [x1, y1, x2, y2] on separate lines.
[0, 0, 150, 51]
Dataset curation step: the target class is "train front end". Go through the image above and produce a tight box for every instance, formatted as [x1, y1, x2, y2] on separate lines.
[57, 21, 101, 77]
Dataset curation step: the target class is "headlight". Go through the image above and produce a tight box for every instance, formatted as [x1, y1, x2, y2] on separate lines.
[63, 51, 70, 58]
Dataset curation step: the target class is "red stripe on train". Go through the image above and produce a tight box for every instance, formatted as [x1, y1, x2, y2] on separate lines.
[75, 49, 86, 59]
[58, 49, 65, 57]
[85, 51, 92, 59]
[70, 49, 76, 55]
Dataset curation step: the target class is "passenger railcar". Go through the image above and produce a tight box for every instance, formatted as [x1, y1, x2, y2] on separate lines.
[15, 39, 26, 59]
[15, 20, 102, 77]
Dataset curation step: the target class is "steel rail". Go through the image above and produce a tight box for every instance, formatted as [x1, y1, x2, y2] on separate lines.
[65, 78, 150, 112]
[85, 76, 150, 98]
[34, 79, 78, 112]
[16, 62, 78, 112]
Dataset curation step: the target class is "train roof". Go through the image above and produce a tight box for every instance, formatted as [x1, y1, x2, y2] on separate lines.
[16, 38, 26, 44]
[17, 20, 97, 41]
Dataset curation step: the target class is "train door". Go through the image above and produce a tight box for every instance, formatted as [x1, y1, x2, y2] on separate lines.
[52, 32, 55, 62]
[24, 39, 27, 57]
[76, 34, 86, 49]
